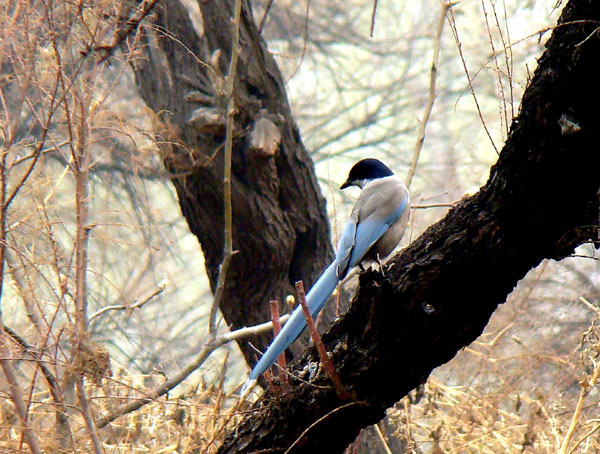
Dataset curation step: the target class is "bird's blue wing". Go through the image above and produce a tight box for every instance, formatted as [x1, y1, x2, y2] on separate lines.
[340, 193, 409, 276]
[334, 218, 357, 279]
[347, 218, 393, 269]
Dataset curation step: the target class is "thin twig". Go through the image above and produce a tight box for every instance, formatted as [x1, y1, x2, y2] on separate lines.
[258, 0, 275, 34]
[209, 0, 243, 338]
[447, 4, 499, 154]
[86, 0, 160, 62]
[405, 2, 451, 188]
[0, 47, 42, 454]
[4, 65, 59, 210]
[403, 397, 414, 449]
[76, 376, 103, 454]
[369, 0, 379, 37]
[579, 296, 599, 314]
[88, 279, 167, 325]
[374, 423, 393, 454]
[222, 313, 291, 343]
[412, 202, 457, 209]
[567, 421, 600, 454]
[491, 0, 515, 121]
[96, 312, 290, 427]
[269, 300, 288, 389]
[283, 402, 361, 454]
[295, 281, 348, 399]
[3, 325, 65, 411]
[480, 0, 509, 137]
[558, 358, 600, 454]
[0, 333, 43, 454]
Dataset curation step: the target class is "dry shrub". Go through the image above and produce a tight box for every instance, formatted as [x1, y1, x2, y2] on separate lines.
[0, 360, 244, 453]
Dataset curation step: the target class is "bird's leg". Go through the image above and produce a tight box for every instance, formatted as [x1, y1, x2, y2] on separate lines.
[359, 263, 366, 272]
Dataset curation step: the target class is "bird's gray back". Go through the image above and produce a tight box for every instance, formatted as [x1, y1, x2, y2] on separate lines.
[352, 176, 410, 261]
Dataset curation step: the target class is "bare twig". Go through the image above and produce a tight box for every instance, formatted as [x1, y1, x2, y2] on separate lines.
[406, 2, 451, 188]
[480, 0, 509, 137]
[223, 313, 291, 342]
[412, 202, 457, 209]
[295, 281, 348, 399]
[76, 376, 103, 454]
[369, 0, 379, 37]
[209, 0, 243, 338]
[579, 296, 599, 314]
[6, 251, 48, 336]
[85, 0, 160, 62]
[258, 0, 275, 34]
[88, 279, 168, 325]
[96, 311, 290, 427]
[567, 421, 600, 454]
[491, 0, 515, 121]
[0, 331, 43, 454]
[4, 59, 59, 210]
[447, 4, 499, 154]
[374, 423, 393, 454]
[558, 354, 600, 453]
[269, 299, 288, 389]
[3, 325, 66, 410]
[286, 0, 311, 81]
[283, 402, 362, 454]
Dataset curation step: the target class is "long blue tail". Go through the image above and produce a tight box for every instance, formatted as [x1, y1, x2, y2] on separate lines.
[248, 262, 339, 381]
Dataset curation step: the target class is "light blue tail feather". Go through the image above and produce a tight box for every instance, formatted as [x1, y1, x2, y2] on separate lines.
[248, 262, 339, 380]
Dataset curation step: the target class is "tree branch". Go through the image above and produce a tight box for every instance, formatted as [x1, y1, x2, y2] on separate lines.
[88, 280, 167, 326]
[209, 0, 243, 339]
[405, 1, 451, 188]
[95, 312, 290, 428]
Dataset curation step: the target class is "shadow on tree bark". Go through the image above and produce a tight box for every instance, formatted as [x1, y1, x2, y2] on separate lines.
[216, 1, 600, 452]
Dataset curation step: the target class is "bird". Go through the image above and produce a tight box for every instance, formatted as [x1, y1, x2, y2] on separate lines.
[243, 158, 410, 392]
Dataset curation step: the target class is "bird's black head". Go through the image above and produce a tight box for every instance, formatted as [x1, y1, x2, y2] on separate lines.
[340, 158, 394, 189]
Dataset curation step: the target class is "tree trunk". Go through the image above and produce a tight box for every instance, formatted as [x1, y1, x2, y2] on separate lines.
[217, 1, 600, 452]
[126, 0, 336, 366]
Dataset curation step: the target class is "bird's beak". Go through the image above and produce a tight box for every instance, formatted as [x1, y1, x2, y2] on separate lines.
[340, 180, 352, 190]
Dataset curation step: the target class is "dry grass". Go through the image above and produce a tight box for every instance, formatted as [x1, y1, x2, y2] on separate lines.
[0, 360, 245, 453]
[384, 292, 600, 454]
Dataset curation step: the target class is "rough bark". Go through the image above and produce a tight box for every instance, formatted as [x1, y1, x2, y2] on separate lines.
[126, 0, 335, 366]
[217, 1, 600, 452]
